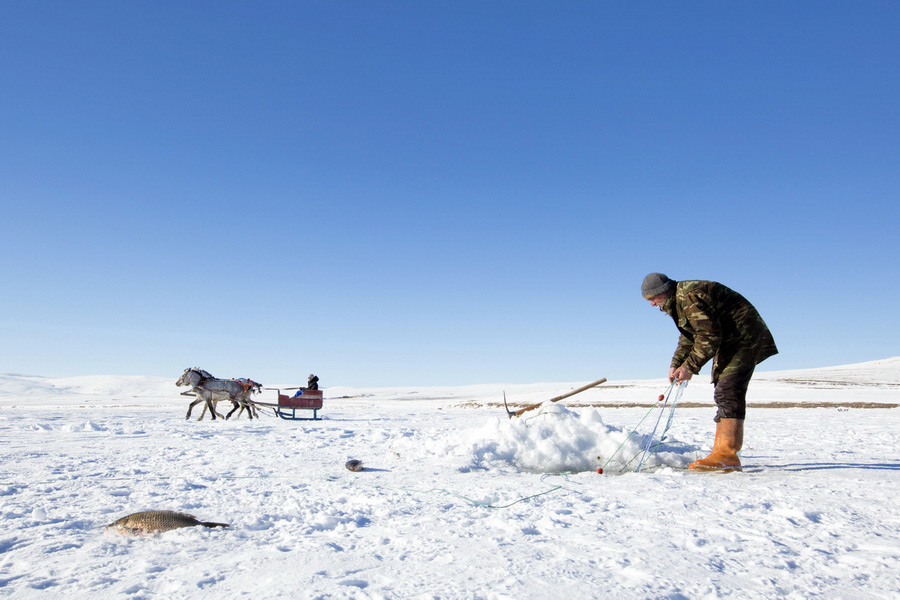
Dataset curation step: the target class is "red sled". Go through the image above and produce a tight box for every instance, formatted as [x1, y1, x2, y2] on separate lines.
[276, 389, 323, 420]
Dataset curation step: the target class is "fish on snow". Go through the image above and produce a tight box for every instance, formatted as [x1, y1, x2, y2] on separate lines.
[105, 510, 229, 536]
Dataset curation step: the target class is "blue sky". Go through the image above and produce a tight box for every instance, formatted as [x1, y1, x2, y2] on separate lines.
[2, 2, 898, 387]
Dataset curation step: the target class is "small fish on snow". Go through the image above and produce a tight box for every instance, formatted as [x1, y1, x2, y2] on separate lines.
[345, 459, 364, 472]
[105, 510, 229, 536]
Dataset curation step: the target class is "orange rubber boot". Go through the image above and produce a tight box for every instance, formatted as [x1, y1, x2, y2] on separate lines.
[689, 418, 743, 472]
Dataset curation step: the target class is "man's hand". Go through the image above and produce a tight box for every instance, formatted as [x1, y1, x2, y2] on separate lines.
[669, 365, 693, 383]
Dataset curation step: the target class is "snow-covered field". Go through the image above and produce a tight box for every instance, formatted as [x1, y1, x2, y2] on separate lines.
[1, 359, 899, 599]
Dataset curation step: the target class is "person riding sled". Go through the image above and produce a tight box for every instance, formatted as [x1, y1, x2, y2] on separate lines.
[642, 273, 778, 472]
[292, 374, 320, 397]
[306, 374, 319, 390]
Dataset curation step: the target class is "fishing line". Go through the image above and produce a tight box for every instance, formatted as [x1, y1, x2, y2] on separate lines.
[632, 381, 687, 473]
[599, 380, 678, 473]
[392, 472, 574, 509]
[0, 473, 314, 487]
[634, 386, 674, 472]
[647, 383, 686, 456]
[2, 471, 577, 512]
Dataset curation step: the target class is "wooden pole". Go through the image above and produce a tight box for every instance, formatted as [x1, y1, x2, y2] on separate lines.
[507, 377, 608, 418]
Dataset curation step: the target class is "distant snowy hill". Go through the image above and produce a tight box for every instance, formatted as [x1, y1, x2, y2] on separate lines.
[756, 356, 900, 385]
[1, 357, 897, 409]
[0, 373, 175, 398]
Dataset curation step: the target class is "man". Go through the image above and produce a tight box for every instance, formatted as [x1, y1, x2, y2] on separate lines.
[642, 273, 778, 471]
[292, 374, 320, 398]
[307, 374, 319, 391]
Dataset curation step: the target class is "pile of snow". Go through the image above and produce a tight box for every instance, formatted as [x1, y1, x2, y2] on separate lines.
[401, 404, 692, 474]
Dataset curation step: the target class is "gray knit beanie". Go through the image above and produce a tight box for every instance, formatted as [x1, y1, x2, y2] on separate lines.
[641, 273, 675, 298]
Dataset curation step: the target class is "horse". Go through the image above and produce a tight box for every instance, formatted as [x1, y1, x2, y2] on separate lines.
[176, 368, 226, 420]
[176, 368, 261, 420]
[175, 368, 262, 421]
[223, 378, 263, 420]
